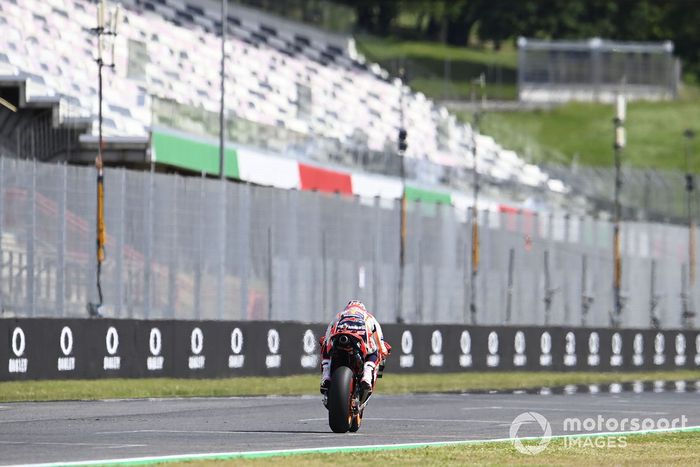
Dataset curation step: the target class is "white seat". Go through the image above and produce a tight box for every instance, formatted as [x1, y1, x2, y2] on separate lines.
[2, 0, 567, 197]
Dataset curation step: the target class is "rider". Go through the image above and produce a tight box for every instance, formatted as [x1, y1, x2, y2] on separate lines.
[319, 300, 391, 396]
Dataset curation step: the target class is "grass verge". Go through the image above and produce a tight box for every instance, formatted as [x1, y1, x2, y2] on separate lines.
[169, 430, 700, 466]
[355, 35, 517, 68]
[1, 370, 698, 402]
[355, 35, 517, 100]
[354, 36, 700, 170]
[475, 86, 700, 171]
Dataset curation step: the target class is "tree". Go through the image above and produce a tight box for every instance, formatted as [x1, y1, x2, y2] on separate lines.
[339, 0, 700, 79]
[338, 0, 399, 34]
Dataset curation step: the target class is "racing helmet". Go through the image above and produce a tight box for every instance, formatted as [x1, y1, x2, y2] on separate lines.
[344, 300, 367, 314]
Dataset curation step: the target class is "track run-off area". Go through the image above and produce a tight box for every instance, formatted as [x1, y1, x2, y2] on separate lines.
[1, 390, 700, 466]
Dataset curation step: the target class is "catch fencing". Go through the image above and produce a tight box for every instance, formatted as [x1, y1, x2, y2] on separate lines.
[151, 96, 693, 225]
[518, 37, 680, 102]
[0, 157, 697, 329]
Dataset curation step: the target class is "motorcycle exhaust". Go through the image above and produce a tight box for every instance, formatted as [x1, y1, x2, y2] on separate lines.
[338, 335, 350, 346]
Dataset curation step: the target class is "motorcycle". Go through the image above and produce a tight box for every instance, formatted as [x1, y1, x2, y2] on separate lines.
[321, 329, 386, 433]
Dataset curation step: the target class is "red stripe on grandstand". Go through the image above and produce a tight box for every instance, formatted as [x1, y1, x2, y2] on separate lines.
[498, 204, 518, 214]
[498, 204, 535, 216]
[299, 164, 352, 195]
[499, 204, 537, 233]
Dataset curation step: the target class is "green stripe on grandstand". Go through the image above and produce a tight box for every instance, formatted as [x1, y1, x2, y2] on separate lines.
[405, 186, 452, 205]
[151, 129, 239, 179]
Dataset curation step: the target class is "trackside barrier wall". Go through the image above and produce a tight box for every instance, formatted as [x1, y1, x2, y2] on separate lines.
[1, 319, 699, 381]
[1, 157, 700, 329]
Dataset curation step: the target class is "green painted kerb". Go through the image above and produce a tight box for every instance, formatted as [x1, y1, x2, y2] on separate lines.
[405, 186, 452, 205]
[151, 130, 239, 179]
[44, 425, 700, 467]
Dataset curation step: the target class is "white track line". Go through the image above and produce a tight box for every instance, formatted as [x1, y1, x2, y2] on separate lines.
[95, 429, 313, 436]
[298, 417, 510, 423]
[460, 406, 671, 415]
[0, 441, 146, 448]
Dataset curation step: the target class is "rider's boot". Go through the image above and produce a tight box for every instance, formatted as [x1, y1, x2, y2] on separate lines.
[320, 359, 331, 396]
[360, 361, 375, 401]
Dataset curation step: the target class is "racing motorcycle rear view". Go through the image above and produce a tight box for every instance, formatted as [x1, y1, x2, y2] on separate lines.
[320, 312, 390, 433]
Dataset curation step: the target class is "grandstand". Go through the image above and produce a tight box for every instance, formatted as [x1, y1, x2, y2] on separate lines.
[0, 0, 568, 211]
[1, 0, 699, 330]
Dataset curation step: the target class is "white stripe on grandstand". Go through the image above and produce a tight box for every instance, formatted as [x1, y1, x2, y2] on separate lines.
[236, 147, 300, 189]
[352, 173, 403, 199]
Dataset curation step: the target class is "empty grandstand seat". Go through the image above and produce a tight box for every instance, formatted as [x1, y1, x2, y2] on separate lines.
[1, 0, 560, 195]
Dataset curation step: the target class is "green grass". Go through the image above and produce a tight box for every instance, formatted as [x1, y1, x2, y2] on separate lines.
[354, 36, 700, 170]
[1, 370, 698, 402]
[355, 35, 517, 100]
[170, 431, 700, 466]
[410, 77, 518, 102]
[355, 35, 518, 68]
[474, 86, 700, 171]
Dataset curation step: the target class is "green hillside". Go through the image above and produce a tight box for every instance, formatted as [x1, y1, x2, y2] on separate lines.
[473, 87, 700, 172]
[355, 35, 518, 101]
[356, 35, 699, 172]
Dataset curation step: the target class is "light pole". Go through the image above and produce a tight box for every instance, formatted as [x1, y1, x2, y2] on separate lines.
[683, 128, 696, 327]
[469, 73, 484, 325]
[90, 0, 119, 316]
[684, 129, 695, 282]
[397, 68, 408, 323]
[612, 94, 626, 328]
[219, 0, 227, 180]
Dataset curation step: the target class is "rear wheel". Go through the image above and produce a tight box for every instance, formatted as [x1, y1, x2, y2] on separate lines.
[328, 366, 353, 433]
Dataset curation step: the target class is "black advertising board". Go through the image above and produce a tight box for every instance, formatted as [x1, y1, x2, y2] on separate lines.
[0, 319, 698, 381]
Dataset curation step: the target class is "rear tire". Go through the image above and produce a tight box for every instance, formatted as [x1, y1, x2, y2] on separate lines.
[328, 366, 353, 433]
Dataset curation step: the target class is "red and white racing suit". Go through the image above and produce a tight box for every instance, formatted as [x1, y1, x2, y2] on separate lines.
[320, 304, 389, 390]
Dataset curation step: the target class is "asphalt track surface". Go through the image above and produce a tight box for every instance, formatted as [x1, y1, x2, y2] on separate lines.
[1, 390, 699, 465]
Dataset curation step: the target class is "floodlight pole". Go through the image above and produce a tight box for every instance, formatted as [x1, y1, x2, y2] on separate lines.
[219, 0, 227, 180]
[683, 128, 696, 328]
[96, 54, 105, 308]
[612, 95, 626, 328]
[397, 69, 407, 323]
[684, 129, 696, 284]
[91, 0, 119, 315]
[469, 73, 485, 325]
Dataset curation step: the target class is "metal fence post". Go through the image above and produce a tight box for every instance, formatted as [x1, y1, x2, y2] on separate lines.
[581, 254, 591, 326]
[144, 169, 154, 319]
[544, 249, 553, 326]
[194, 174, 204, 320]
[287, 190, 298, 320]
[167, 175, 178, 319]
[416, 228, 423, 324]
[116, 169, 126, 317]
[462, 205, 470, 325]
[57, 163, 67, 317]
[217, 179, 227, 320]
[505, 247, 515, 324]
[27, 159, 36, 317]
[563, 214, 572, 325]
[468, 206, 478, 324]
[238, 185, 250, 321]
[372, 196, 381, 314]
[267, 225, 273, 321]
[322, 229, 327, 313]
